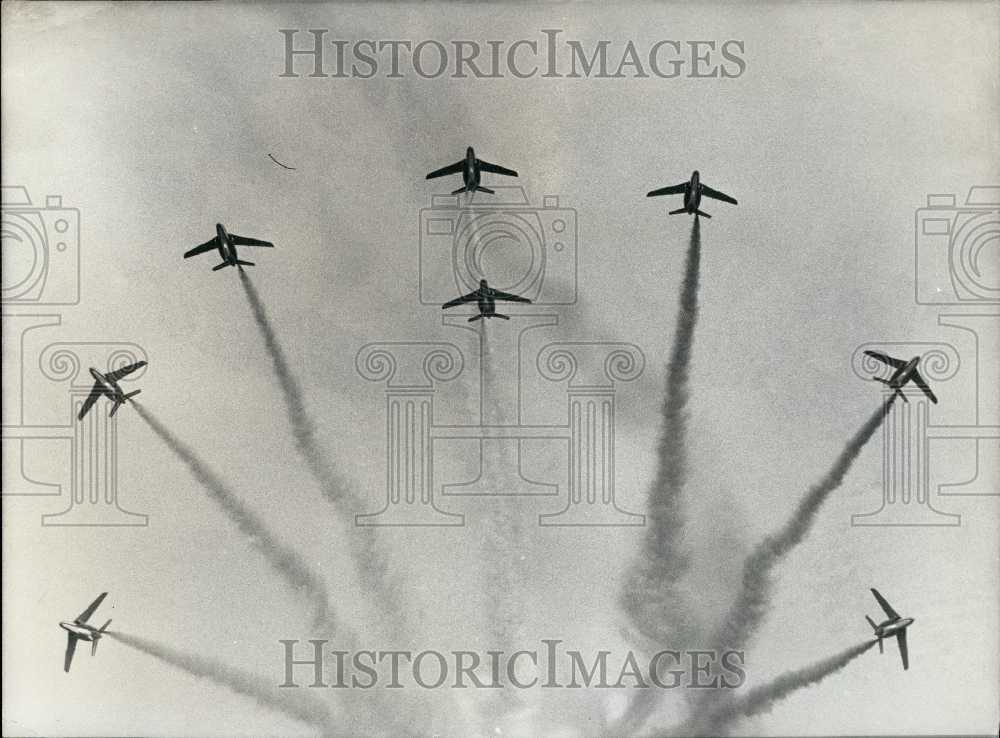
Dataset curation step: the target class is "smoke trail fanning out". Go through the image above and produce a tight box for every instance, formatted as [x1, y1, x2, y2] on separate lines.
[684, 399, 894, 728]
[238, 270, 400, 623]
[710, 399, 893, 657]
[620, 216, 702, 643]
[107, 631, 333, 732]
[613, 218, 702, 737]
[133, 402, 334, 631]
[680, 640, 878, 734]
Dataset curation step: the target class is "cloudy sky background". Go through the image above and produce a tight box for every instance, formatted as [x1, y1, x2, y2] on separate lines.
[3, 2, 998, 736]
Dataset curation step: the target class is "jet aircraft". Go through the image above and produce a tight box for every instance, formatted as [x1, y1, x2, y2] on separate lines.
[863, 350, 938, 404]
[78, 361, 147, 420]
[60, 592, 112, 672]
[866, 588, 913, 670]
[646, 170, 738, 218]
[442, 279, 531, 321]
[426, 147, 518, 195]
[184, 223, 273, 271]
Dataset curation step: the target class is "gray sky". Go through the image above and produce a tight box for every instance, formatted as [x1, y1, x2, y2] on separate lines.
[3, 2, 998, 736]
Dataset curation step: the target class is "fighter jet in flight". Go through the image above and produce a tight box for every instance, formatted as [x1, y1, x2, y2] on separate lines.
[60, 592, 112, 672]
[184, 223, 273, 271]
[863, 350, 938, 404]
[646, 170, 738, 218]
[866, 588, 913, 670]
[426, 147, 518, 195]
[78, 361, 147, 420]
[442, 279, 531, 321]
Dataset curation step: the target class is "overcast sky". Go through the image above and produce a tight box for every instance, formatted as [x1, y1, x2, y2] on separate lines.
[3, 2, 998, 737]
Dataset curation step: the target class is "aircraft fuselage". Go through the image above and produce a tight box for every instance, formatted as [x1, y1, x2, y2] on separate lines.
[216, 222, 236, 264]
[476, 279, 496, 316]
[462, 147, 479, 191]
[683, 170, 701, 213]
[59, 621, 100, 641]
[889, 357, 921, 389]
[874, 616, 913, 639]
[88, 368, 124, 403]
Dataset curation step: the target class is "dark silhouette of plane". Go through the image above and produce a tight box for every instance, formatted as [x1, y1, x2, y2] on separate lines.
[863, 350, 938, 404]
[78, 362, 146, 420]
[442, 279, 531, 321]
[866, 588, 913, 670]
[184, 223, 273, 271]
[426, 147, 518, 195]
[60, 592, 112, 672]
[646, 170, 737, 218]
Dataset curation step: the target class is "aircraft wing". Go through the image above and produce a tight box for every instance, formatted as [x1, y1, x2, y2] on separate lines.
[230, 234, 274, 248]
[426, 160, 465, 179]
[75, 592, 108, 624]
[646, 183, 687, 197]
[64, 633, 79, 673]
[909, 370, 938, 404]
[77, 383, 108, 421]
[105, 360, 147, 383]
[896, 629, 909, 670]
[701, 184, 738, 205]
[492, 289, 531, 304]
[478, 160, 518, 177]
[871, 588, 900, 621]
[864, 350, 906, 369]
[442, 291, 480, 309]
[184, 237, 218, 258]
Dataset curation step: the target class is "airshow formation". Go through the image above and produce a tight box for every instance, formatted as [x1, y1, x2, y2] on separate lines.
[63, 143, 935, 738]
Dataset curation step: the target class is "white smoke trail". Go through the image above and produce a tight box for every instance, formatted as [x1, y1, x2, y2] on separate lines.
[675, 640, 878, 735]
[687, 399, 894, 725]
[133, 402, 335, 631]
[710, 400, 893, 657]
[615, 217, 702, 735]
[108, 630, 335, 734]
[477, 325, 530, 729]
[620, 216, 702, 642]
[238, 270, 402, 625]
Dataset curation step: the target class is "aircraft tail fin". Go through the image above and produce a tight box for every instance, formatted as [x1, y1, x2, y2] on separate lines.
[872, 377, 890, 385]
[124, 390, 141, 401]
[877, 636, 883, 654]
[212, 262, 231, 271]
[467, 314, 483, 322]
[895, 389, 909, 404]
[668, 207, 687, 215]
[493, 312, 510, 320]
[475, 186, 495, 194]
[695, 209, 712, 219]
[451, 186, 468, 195]
[91, 639, 99, 657]
[237, 260, 254, 267]
[99, 619, 112, 633]
[109, 401, 121, 417]
[865, 615, 878, 631]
